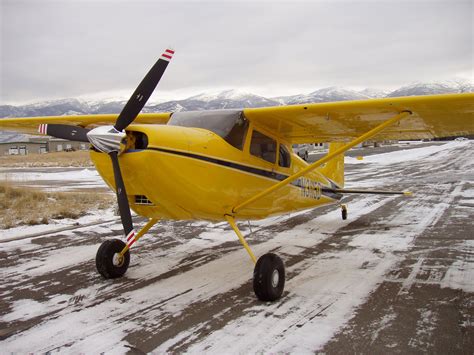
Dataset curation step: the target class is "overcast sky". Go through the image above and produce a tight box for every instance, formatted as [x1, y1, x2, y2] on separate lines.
[1, 0, 472, 104]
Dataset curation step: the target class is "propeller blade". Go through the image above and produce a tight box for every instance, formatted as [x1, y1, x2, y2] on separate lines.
[109, 151, 134, 236]
[114, 48, 175, 132]
[38, 124, 90, 142]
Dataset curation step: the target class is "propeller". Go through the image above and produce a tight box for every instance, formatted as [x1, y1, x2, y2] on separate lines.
[40, 48, 175, 238]
[38, 124, 90, 142]
[109, 150, 134, 236]
[114, 49, 174, 132]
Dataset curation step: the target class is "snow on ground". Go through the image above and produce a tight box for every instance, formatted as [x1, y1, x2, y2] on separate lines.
[0, 167, 106, 191]
[0, 208, 117, 241]
[175, 183, 460, 353]
[0, 141, 472, 353]
[440, 239, 474, 293]
[345, 140, 470, 165]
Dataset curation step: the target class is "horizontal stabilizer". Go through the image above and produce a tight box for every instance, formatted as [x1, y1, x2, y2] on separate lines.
[335, 188, 412, 196]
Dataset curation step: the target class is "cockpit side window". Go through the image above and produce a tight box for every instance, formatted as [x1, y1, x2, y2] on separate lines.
[279, 144, 291, 168]
[224, 116, 248, 150]
[250, 130, 277, 164]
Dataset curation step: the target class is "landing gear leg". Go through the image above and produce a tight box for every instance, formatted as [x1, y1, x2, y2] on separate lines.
[341, 204, 348, 220]
[225, 215, 285, 302]
[96, 218, 159, 279]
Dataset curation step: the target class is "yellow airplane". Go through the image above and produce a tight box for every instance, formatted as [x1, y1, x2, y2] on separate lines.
[1, 49, 473, 302]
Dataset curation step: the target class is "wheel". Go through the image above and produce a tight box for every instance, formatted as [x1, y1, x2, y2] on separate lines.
[96, 239, 130, 279]
[253, 253, 285, 301]
[342, 206, 348, 220]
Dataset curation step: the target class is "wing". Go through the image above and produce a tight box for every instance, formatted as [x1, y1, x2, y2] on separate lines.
[0, 113, 171, 135]
[244, 93, 474, 143]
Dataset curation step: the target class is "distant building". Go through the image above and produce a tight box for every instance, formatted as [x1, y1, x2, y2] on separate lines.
[0, 137, 88, 155]
[47, 138, 88, 153]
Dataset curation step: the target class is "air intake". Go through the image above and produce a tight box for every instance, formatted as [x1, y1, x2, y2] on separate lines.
[134, 195, 154, 205]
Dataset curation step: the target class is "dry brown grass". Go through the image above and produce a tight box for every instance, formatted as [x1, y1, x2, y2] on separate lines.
[0, 181, 114, 229]
[0, 150, 93, 167]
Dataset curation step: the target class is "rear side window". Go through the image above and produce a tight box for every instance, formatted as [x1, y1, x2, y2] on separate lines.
[279, 144, 291, 168]
[250, 130, 276, 164]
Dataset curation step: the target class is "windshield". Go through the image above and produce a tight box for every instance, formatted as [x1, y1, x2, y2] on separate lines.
[168, 110, 243, 138]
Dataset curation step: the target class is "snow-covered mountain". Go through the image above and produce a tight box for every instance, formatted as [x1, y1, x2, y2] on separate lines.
[146, 90, 280, 112]
[0, 98, 125, 118]
[358, 88, 390, 98]
[187, 89, 261, 102]
[387, 82, 460, 97]
[0, 90, 280, 118]
[1, 82, 471, 119]
[274, 87, 372, 105]
[0, 130, 31, 143]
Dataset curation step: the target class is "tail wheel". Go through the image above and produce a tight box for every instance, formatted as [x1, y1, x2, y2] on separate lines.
[253, 253, 285, 302]
[96, 239, 130, 279]
[341, 204, 348, 220]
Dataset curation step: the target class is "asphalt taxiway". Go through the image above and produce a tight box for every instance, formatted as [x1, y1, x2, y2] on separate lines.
[0, 141, 472, 353]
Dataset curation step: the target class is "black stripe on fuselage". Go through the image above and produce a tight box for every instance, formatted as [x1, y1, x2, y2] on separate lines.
[143, 147, 342, 200]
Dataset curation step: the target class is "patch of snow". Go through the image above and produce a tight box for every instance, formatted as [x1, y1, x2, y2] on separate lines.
[1, 167, 101, 182]
[370, 311, 397, 345]
[345, 141, 469, 166]
[2, 299, 132, 353]
[179, 249, 398, 354]
[0, 223, 61, 240]
[0, 208, 116, 241]
[3, 244, 98, 278]
[440, 241, 474, 293]
[0, 167, 107, 191]
[2, 299, 51, 322]
[408, 308, 438, 348]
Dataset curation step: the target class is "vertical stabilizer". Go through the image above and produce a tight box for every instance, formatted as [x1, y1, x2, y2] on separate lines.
[321, 142, 345, 188]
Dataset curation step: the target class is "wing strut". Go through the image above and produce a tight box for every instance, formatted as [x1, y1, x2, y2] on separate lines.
[231, 110, 412, 214]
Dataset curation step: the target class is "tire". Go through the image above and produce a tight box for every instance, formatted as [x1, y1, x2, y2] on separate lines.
[342, 208, 348, 220]
[96, 239, 130, 279]
[253, 253, 285, 302]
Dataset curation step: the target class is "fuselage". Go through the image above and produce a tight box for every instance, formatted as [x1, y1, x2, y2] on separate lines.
[90, 120, 343, 221]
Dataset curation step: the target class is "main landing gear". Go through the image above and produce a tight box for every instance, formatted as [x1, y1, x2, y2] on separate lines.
[96, 218, 159, 279]
[253, 253, 285, 301]
[96, 215, 285, 302]
[226, 215, 285, 302]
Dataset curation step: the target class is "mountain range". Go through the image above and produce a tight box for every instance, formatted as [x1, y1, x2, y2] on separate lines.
[1, 82, 471, 119]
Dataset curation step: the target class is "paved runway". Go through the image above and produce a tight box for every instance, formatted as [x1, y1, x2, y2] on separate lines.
[0, 141, 472, 353]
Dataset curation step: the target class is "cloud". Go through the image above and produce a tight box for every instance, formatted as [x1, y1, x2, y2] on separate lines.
[1, 0, 472, 103]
